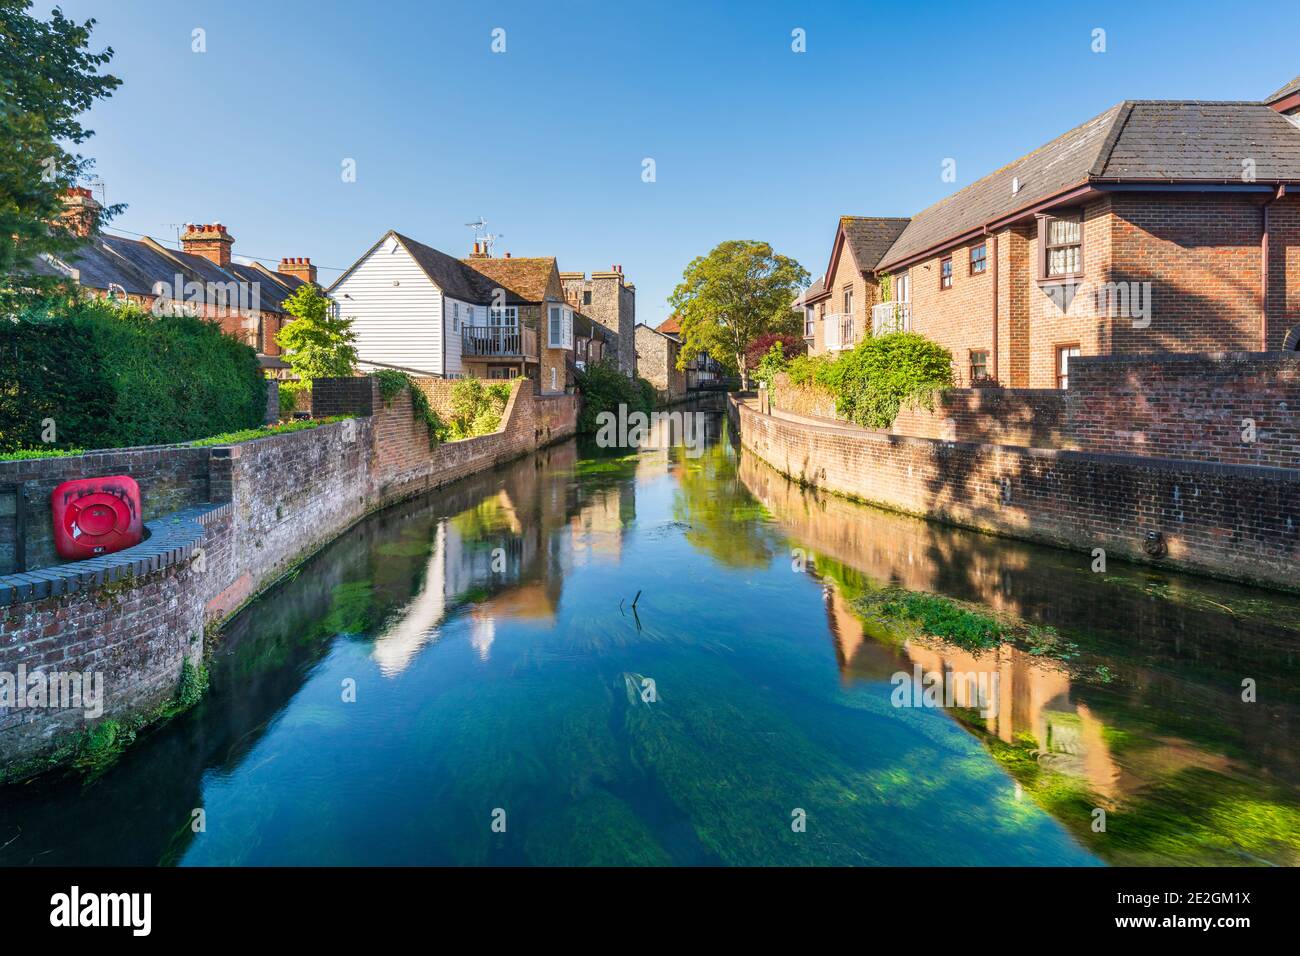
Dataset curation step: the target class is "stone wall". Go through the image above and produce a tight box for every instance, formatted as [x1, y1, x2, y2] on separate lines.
[0, 377, 577, 775]
[731, 395, 1300, 592]
[634, 326, 686, 404]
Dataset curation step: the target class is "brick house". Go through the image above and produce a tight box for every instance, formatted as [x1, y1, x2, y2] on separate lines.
[465, 248, 575, 393]
[36, 189, 315, 374]
[804, 79, 1300, 388]
[560, 267, 637, 377]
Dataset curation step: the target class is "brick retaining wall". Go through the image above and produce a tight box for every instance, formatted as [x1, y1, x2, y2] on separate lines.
[732, 395, 1299, 591]
[1, 377, 577, 775]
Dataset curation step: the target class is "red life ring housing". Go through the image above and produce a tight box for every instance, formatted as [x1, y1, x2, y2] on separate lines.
[51, 476, 144, 560]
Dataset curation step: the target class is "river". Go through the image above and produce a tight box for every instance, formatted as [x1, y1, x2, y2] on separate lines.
[2, 409, 1297, 866]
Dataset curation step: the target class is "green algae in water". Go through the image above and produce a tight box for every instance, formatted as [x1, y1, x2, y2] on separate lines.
[2, 415, 1298, 867]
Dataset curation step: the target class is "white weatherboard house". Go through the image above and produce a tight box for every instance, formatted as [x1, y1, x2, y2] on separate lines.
[328, 230, 542, 379]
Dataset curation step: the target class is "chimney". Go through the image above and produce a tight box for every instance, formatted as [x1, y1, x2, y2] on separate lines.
[504, 251, 511, 258]
[181, 223, 235, 269]
[469, 240, 489, 259]
[60, 187, 102, 238]
[277, 256, 317, 285]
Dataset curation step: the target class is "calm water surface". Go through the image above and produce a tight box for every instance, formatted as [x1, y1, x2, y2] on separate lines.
[2, 410, 1298, 865]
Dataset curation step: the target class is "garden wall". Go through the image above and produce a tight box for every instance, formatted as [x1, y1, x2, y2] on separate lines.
[0, 377, 577, 776]
[771, 351, 1300, 465]
[731, 395, 1300, 592]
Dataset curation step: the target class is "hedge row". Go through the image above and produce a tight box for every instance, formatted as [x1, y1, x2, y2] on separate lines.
[0, 297, 267, 452]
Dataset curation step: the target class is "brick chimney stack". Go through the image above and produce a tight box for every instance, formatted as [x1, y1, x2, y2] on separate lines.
[277, 257, 317, 285]
[60, 187, 101, 238]
[469, 240, 490, 259]
[181, 223, 235, 269]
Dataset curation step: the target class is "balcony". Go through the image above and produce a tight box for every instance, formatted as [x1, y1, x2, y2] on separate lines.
[462, 324, 538, 360]
[822, 313, 857, 352]
[871, 301, 912, 336]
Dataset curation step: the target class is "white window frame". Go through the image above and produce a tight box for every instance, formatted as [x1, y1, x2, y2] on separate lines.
[548, 304, 573, 349]
[489, 305, 518, 328]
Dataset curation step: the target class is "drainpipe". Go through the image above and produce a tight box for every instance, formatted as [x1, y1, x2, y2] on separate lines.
[1262, 184, 1285, 351]
[986, 226, 999, 382]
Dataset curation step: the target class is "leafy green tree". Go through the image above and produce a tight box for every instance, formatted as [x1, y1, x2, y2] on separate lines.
[0, 1, 121, 310]
[276, 283, 358, 382]
[668, 240, 808, 388]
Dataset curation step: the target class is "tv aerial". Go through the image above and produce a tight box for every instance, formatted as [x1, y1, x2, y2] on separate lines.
[466, 217, 503, 255]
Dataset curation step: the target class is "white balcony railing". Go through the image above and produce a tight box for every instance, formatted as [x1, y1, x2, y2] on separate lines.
[822, 313, 856, 352]
[872, 301, 912, 336]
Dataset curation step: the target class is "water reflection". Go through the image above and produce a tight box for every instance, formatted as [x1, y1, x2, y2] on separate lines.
[0, 405, 1295, 866]
[735, 440, 1300, 865]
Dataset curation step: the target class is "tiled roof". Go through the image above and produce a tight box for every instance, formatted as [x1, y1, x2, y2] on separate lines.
[1094, 101, 1300, 180]
[390, 232, 506, 304]
[462, 256, 559, 303]
[876, 99, 1300, 272]
[877, 103, 1125, 270]
[1265, 75, 1300, 104]
[655, 315, 681, 335]
[791, 276, 824, 308]
[841, 217, 910, 271]
[31, 233, 303, 313]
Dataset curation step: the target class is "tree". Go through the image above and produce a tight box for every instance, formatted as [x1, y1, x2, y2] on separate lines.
[276, 284, 358, 382]
[744, 331, 806, 371]
[0, 1, 122, 310]
[668, 240, 808, 388]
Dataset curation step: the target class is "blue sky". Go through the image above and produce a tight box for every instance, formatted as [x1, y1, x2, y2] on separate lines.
[52, 0, 1297, 327]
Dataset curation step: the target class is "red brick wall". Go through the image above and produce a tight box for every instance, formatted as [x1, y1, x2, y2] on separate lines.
[732, 395, 1300, 591]
[1064, 352, 1300, 466]
[1106, 193, 1264, 355]
[904, 232, 1002, 385]
[772, 353, 1300, 463]
[885, 192, 1300, 388]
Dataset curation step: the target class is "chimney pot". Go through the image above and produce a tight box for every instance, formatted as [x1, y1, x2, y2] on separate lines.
[277, 255, 317, 285]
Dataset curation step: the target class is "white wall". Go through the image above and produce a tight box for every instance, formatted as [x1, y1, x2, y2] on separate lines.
[331, 234, 445, 375]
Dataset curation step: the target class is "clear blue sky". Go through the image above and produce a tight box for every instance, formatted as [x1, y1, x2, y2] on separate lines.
[52, 0, 1297, 327]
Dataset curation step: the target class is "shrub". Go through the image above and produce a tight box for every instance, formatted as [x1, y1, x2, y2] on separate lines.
[277, 380, 310, 416]
[752, 341, 790, 390]
[187, 416, 350, 447]
[445, 378, 511, 439]
[785, 353, 830, 388]
[811, 332, 951, 428]
[0, 296, 266, 452]
[744, 332, 805, 371]
[574, 359, 651, 433]
[843, 332, 952, 427]
[636, 375, 658, 412]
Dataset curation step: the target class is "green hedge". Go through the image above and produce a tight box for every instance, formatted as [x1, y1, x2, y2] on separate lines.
[0, 296, 267, 452]
[574, 359, 654, 433]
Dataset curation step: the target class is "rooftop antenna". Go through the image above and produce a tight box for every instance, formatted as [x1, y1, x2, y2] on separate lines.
[165, 223, 186, 247]
[465, 217, 503, 255]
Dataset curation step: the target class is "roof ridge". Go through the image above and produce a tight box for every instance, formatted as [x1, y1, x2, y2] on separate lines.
[1088, 100, 1135, 179]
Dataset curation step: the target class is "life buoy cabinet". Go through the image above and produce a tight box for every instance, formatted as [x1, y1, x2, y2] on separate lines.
[51, 476, 143, 560]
